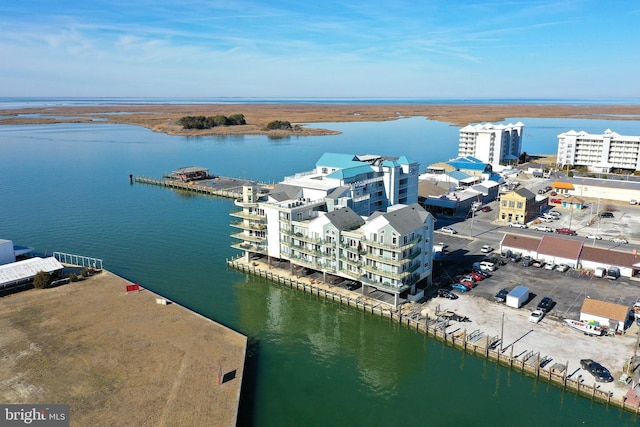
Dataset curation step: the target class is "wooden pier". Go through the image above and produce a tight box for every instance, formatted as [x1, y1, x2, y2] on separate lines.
[134, 175, 271, 199]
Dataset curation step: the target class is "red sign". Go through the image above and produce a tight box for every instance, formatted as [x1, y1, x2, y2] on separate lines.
[126, 284, 140, 293]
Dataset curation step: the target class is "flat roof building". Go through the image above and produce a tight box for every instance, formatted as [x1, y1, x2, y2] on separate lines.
[557, 129, 640, 172]
[458, 122, 524, 168]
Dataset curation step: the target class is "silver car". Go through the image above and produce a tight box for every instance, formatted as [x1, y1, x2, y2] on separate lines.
[610, 237, 628, 244]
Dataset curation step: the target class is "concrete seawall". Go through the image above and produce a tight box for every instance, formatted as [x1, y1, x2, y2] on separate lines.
[228, 256, 640, 415]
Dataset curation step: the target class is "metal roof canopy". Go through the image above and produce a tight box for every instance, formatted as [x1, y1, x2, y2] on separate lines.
[0, 257, 64, 287]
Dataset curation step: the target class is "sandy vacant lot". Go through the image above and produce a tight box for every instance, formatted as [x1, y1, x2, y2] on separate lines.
[0, 271, 246, 427]
[2, 103, 640, 136]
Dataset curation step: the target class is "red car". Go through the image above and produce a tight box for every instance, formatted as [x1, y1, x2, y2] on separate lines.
[459, 279, 475, 289]
[555, 228, 577, 236]
[481, 206, 492, 212]
[468, 271, 484, 281]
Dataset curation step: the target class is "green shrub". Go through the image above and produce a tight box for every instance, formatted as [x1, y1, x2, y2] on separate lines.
[33, 271, 52, 289]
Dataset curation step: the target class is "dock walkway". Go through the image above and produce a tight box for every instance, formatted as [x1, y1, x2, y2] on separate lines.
[134, 175, 272, 199]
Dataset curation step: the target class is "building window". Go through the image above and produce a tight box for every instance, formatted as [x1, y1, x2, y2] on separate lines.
[517, 202, 523, 209]
[509, 201, 515, 208]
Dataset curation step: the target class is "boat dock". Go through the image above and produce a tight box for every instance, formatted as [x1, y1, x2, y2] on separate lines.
[134, 175, 272, 199]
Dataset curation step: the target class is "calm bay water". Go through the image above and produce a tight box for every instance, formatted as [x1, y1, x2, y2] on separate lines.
[1, 116, 639, 426]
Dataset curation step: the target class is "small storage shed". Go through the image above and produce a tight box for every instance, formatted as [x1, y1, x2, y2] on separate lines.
[506, 286, 529, 308]
[580, 298, 631, 333]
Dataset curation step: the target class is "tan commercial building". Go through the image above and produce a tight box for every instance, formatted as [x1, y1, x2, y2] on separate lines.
[498, 188, 547, 224]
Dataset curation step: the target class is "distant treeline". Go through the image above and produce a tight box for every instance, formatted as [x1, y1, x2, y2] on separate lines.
[178, 114, 246, 129]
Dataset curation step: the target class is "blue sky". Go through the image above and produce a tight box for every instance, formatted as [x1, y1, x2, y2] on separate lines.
[1, 0, 639, 98]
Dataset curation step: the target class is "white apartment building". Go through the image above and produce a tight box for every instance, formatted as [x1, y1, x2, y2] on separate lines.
[230, 153, 433, 307]
[557, 129, 640, 172]
[458, 122, 524, 167]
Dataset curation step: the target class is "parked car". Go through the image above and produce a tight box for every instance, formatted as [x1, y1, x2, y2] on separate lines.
[488, 255, 507, 266]
[631, 199, 638, 205]
[536, 297, 553, 313]
[520, 256, 533, 267]
[555, 264, 570, 273]
[529, 309, 544, 323]
[509, 222, 528, 229]
[539, 217, 554, 223]
[599, 212, 614, 218]
[451, 283, 470, 292]
[555, 228, 577, 236]
[459, 279, 475, 289]
[474, 261, 496, 272]
[480, 245, 494, 253]
[580, 359, 614, 383]
[461, 275, 477, 284]
[610, 237, 628, 244]
[544, 262, 556, 270]
[532, 259, 545, 268]
[468, 271, 484, 281]
[481, 206, 492, 212]
[510, 252, 522, 263]
[471, 268, 490, 278]
[535, 225, 554, 232]
[437, 288, 458, 300]
[494, 288, 509, 303]
[585, 234, 602, 240]
[549, 211, 561, 217]
[441, 226, 458, 234]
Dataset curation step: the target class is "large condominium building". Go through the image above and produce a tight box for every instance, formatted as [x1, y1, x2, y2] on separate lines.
[230, 153, 433, 307]
[458, 122, 524, 167]
[557, 129, 640, 172]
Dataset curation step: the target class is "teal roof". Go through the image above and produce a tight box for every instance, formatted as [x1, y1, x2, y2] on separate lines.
[382, 159, 400, 167]
[326, 164, 373, 180]
[447, 156, 489, 171]
[397, 155, 417, 165]
[316, 153, 362, 169]
[447, 170, 471, 180]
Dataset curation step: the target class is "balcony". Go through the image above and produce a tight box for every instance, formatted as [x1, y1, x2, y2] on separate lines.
[339, 243, 366, 255]
[233, 198, 259, 208]
[360, 263, 411, 280]
[339, 255, 363, 267]
[230, 221, 267, 231]
[363, 252, 410, 266]
[231, 242, 267, 254]
[289, 243, 322, 257]
[359, 275, 412, 293]
[230, 210, 266, 221]
[230, 232, 266, 243]
[290, 256, 335, 272]
[362, 234, 422, 251]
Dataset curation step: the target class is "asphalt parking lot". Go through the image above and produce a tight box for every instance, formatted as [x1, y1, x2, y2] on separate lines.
[430, 173, 640, 321]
